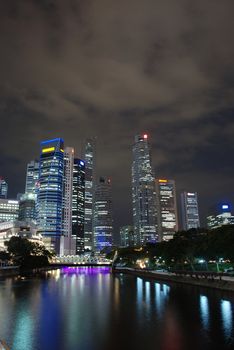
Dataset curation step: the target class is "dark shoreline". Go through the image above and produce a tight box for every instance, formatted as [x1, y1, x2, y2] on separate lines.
[113, 267, 234, 292]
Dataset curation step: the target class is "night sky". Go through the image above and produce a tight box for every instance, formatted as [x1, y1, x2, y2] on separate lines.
[0, 1, 234, 237]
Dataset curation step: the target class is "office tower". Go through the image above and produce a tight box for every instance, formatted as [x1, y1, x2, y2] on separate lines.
[0, 199, 19, 222]
[207, 204, 234, 229]
[62, 147, 74, 240]
[132, 134, 157, 245]
[72, 159, 85, 254]
[120, 226, 136, 247]
[84, 138, 96, 251]
[37, 138, 64, 254]
[181, 191, 200, 230]
[0, 178, 8, 199]
[18, 193, 36, 222]
[25, 160, 39, 195]
[155, 179, 178, 241]
[93, 177, 113, 252]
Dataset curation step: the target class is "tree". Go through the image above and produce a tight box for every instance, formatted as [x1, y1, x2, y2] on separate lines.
[4, 236, 52, 268]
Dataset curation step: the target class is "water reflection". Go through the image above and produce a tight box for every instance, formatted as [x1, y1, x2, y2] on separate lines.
[200, 295, 209, 330]
[12, 310, 33, 350]
[221, 299, 233, 340]
[0, 269, 233, 350]
[155, 282, 170, 318]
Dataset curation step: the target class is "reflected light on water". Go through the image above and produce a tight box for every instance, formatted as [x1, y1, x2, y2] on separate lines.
[137, 278, 143, 315]
[12, 310, 34, 350]
[221, 300, 233, 339]
[155, 283, 170, 318]
[200, 295, 209, 330]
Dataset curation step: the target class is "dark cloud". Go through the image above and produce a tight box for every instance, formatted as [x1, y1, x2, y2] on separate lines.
[0, 0, 234, 236]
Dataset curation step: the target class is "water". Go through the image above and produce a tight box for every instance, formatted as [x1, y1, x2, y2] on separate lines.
[0, 267, 233, 350]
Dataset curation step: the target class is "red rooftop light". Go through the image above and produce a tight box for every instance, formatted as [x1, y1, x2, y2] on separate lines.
[143, 134, 148, 139]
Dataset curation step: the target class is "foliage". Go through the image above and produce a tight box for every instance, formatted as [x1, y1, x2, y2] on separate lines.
[4, 236, 53, 268]
[112, 226, 234, 271]
[0, 251, 10, 261]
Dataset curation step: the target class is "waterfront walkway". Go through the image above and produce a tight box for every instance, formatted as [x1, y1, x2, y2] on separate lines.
[114, 267, 234, 291]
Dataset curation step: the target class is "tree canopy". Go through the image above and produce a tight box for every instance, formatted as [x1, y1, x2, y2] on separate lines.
[4, 236, 53, 268]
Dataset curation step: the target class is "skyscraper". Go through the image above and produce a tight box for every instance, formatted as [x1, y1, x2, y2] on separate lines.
[62, 147, 74, 237]
[60, 147, 74, 255]
[181, 191, 200, 230]
[132, 134, 157, 245]
[0, 199, 19, 222]
[93, 177, 113, 252]
[155, 179, 178, 241]
[72, 159, 85, 254]
[25, 160, 39, 195]
[18, 193, 36, 222]
[84, 138, 96, 251]
[0, 178, 8, 199]
[207, 204, 234, 229]
[37, 138, 64, 254]
[120, 225, 136, 247]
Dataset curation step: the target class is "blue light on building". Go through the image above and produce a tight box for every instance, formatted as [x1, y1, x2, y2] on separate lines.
[37, 138, 64, 254]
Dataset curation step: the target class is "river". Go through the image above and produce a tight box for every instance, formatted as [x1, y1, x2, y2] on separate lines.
[0, 267, 233, 350]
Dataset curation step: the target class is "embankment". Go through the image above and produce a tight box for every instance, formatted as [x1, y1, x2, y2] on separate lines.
[113, 267, 234, 292]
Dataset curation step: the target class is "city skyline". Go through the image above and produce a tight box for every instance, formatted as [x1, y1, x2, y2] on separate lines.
[1, 132, 233, 238]
[0, 1, 233, 238]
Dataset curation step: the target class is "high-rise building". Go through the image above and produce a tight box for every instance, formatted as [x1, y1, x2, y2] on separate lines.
[84, 138, 96, 251]
[181, 191, 200, 230]
[18, 193, 36, 222]
[132, 134, 157, 245]
[0, 199, 19, 222]
[155, 179, 178, 241]
[25, 160, 39, 195]
[62, 147, 74, 238]
[37, 138, 64, 254]
[207, 204, 234, 229]
[93, 177, 113, 252]
[0, 178, 8, 199]
[72, 159, 85, 254]
[60, 147, 74, 255]
[120, 226, 136, 247]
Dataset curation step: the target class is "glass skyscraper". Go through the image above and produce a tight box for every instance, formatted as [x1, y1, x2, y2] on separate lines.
[181, 191, 200, 230]
[62, 147, 74, 237]
[84, 138, 96, 251]
[120, 225, 136, 247]
[0, 199, 19, 222]
[18, 193, 36, 222]
[72, 158, 85, 254]
[0, 178, 8, 199]
[93, 177, 113, 252]
[132, 134, 157, 245]
[25, 160, 39, 195]
[155, 179, 178, 241]
[37, 138, 64, 254]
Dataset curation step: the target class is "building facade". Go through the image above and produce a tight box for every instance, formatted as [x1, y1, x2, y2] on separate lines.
[132, 134, 157, 245]
[0, 199, 19, 222]
[155, 179, 178, 241]
[72, 159, 85, 254]
[62, 147, 74, 238]
[207, 204, 234, 229]
[181, 191, 200, 230]
[37, 138, 64, 254]
[120, 226, 135, 247]
[84, 138, 96, 251]
[0, 178, 8, 199]
[25, 160, 39, 195]
[93, 177, 113, 252]
[18, 193, 36, 222]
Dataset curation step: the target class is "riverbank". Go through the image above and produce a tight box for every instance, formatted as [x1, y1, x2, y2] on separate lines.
[0, 265, 56, 278]
[113, 267, 234, 292]
[0, 266, 20, 277]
